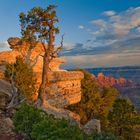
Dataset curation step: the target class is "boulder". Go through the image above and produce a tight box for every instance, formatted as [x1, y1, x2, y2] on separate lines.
[47, 71, 84, 107]
[42, 105, 81, 126]
[0, 38, 84, 109]
[0, 80, 12, 108]
[7, 37, 20, 49]
[82, 119, 101, 134]
[0, 37, 84, 107]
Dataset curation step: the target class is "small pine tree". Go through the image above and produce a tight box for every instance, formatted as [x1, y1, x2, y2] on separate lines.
[108, 98, 140, 140]
[13, 103, 87, 140]
[68, 69, 118, 128]
[13, 103, 44, 139]
[5, 57, 36, 101]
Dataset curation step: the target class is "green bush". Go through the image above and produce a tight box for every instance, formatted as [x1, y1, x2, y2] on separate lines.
[108, 98, 140, 140]
[68, 69, 118, 129]
[5, 57, 36, 100]
[31, 117, 84, 140]
[13, 103, 44, 139]
[92, 131, 119, 140]
[13, 103, 90, 140]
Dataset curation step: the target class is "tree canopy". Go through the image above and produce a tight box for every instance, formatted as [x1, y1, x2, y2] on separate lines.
[68, 69, 118, 129]
[108, 98, 140, 140]
[19, 5, 63, 107]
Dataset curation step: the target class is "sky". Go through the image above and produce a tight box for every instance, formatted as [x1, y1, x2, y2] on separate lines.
[0, 0, 140, 68]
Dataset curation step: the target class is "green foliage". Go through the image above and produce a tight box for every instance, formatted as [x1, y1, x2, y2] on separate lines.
[108, 98, 140, 140]
[31, 117, 84, 140]
[13, 103, 90, 140]
[19, 5, 59, 46]
[19, 5, 61, 105]
[92, 131, 119, 140]
[69, 70, 118, 128]
[13, 103, 44, 139]
[5, 57, 36, 100]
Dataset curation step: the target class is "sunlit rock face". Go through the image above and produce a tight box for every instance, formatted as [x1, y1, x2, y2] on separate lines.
[96, 72, 128, 87]
[0, 37, 84, 107]
[47, 71, 84, 107]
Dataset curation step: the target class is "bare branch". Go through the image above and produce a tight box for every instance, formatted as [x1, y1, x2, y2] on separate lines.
[60, 34, 64, 48]
[31, 53, 42, 68]
[7, 98, 26, 109]
[51, 34, 65, 58]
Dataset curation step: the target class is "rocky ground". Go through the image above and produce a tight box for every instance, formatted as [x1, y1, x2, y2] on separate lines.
[0, 109, 24, 140]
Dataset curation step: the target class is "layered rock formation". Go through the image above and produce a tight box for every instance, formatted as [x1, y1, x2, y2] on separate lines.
[0, 37, 84, 108]
[94, 72, 129, 87]
[47, 71, 84, 107]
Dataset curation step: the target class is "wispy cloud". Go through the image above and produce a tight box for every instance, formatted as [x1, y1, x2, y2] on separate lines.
[62, 52, 140, 68]
[78, 25, 84, 29]
[0, 41, 10, 51]
[90, 7, 140, 37]
[103, 10, 116, 16]
[61, 7, 140, 68]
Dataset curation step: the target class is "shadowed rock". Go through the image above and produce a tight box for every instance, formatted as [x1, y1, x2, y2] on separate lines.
[0, 80, 12, 108]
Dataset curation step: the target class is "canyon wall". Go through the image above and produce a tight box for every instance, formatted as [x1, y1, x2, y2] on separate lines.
[0, 37, 84, 107]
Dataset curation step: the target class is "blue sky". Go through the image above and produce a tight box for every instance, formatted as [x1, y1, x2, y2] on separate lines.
[0, 0, 140, 68]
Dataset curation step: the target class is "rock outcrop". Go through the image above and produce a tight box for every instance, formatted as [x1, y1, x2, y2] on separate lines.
[82, 119, 101, 134]
[0, 37, 84, 127]
[94, 72, 129, 87]
[0, 37, 84, 107]
[46, 71, 84, 107]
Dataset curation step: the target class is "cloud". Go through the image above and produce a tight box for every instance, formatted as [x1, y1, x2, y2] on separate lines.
[62, 52, 140, 69]
[91, 7, 140, 37]
[63, 43, 74, 50]
[90, 19, 106, 36]
[103, 10, 116, 16]
[78, 25, 84, 29]
[61, 36, 140, 56]
[60, 7, 140, 68]
[91, 19, 106, 27]
[136, 27, 140, 32]
[0, 41, 10, 51]
[111, 7, 140, 35]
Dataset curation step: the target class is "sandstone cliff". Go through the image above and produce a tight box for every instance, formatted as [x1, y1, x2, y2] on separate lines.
[0, 37, 84, 109]
[93, 72, 130, 87]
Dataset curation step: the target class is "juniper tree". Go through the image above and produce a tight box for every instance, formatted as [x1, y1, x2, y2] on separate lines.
[19, 5, 63, 107]
[108, 98, 140, 139]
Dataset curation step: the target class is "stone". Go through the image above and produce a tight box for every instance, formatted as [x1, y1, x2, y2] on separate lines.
[7, 37, 20, 48]
[42, 105, 81, 126]
[82, 119, 101, 134]
[0, 37, 84, 128]
[4, 118, 14, 130]
[47, 71, 84, 107]
[0, 117, 14, 135]
[0, 80, 12, 108]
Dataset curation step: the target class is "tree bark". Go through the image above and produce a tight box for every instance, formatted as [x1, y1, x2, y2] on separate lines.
[40, 27, 54, 108]
[40, 53, 49, 107]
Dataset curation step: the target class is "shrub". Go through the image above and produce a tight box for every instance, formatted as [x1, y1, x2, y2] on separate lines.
[5, 57, 36, 100]
[13, 103, 44, 139]
[31, 117, 84, 140]
[68, 69, 118, 129]
[92, 131, 119, 140]
[13, 103, 90, 140]
[108, 98, 140, 139]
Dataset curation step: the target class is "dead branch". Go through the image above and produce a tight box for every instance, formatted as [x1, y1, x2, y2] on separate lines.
[50, 34, 64, 58]
[7, 97, 26, 109]
[31, 53, 42, 68]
